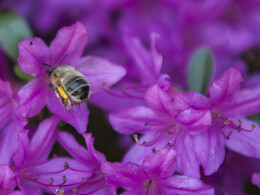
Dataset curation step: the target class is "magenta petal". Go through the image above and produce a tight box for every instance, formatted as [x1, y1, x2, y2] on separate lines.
[0, 164, 17, 193]
[175, 132, 200, 178]
[0, 79, 12, 99]
[17, 78, 48, 117]
[49, 22, 88, 65]
[102, 161, 146, 191]
[75, 56, 126, 93]
[0, 114, 26, 165]
[150, 32, 163, 75]
[144, 84, 176, 116]
[193, 126, 226, 175]
[209, 68, 243, 103]
[143, 147, 177, 179]
[13, 130, 30, 169]
[28, 116, 60, 163]
[83, 133, 106, 165]
[18, 37, 50, 76]
[252, 173, 260, 188]
[109, 106, 170, 134]
[57, 131, 93, 163]
[226, 119, 260, 158]
[160, 175, 214, 195]
[218, 84, 260, 118]
[47, 92, 89, 134]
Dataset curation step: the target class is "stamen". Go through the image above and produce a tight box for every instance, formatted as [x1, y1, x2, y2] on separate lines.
[64, 162, 69, 169]
[152, 148, 156, 152]
[35, 174, 40, 179]
[82, 177, 87, 182]
[72, 188, 77, 193]
[133, 130, 167, 147]
[50, 178, 54, 185]
[56, 188, 64, 195]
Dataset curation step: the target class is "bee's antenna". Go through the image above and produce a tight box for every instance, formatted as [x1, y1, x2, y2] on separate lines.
[42, 63, 53, 68]
[59, 54, 68, 65]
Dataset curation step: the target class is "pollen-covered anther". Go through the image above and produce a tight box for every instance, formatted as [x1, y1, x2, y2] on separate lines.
[35, 174, 40, 179]
[82, 177, 86, 182]
[143, 180, 149, 186]
[56, 188, 64, 195]
[227, 131, 233, 139]
[72, 188, 77, 193]
[168, 141, 172, 147]
[131, 82, 137, 88]
[64, 162, 69, 169]
[224, 120, 230, 125]
[49, 178, 54, 185]
[120, 86, 126, 92]
[62, 176, 66, 182]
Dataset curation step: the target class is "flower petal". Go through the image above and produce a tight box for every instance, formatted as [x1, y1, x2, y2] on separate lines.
[252, 173, 260, 188]
[28, 116, 60, 163]
[144, 84, 176, 116]
[143, 147, 177, 179]
[57, 131, 94, 165]
[160, 175, 214, 195]
[193, 126, 226, 175]
[209, 68, 243, 103]
[175, 132, 200, 178]
[47, 92, 89, 134]
[109, 106, 170, 134]
[18, 37, 50, 76]
[75, 56, 126, 93]
[0, 164, 17, 193]
[83, 133, 106, 165]
[0, 114, 26, 165]
[102, 161, 146, 191]
[226, 119, 260, 158]
[49, 22, 88, 65]
[217, 84, 260, 118]
[17, 78, 48, 118]
[13, 130, 30, 169]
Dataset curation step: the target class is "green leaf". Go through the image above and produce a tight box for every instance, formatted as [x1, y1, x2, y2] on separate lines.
[13, 64, 33, 81]
[0, 10, 33, 61]
[188, 47, 214, 94]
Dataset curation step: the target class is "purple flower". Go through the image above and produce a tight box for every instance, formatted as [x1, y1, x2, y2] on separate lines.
[0, 116, 89, 194]
[90, 32, 169, 112]
[0, 79, 27, 165]
[193, 68, 260, 176]
[17, 22, 126, 133]
[102, 147, 214, 194]
[109, 83, 211, 178]
[57, 131, 116, 194]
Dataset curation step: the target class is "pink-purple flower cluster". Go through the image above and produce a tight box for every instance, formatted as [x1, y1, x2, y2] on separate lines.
[1, 1, 260, 194]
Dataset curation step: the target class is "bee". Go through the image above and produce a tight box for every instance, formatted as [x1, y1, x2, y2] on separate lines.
[43, 57, 90, 111]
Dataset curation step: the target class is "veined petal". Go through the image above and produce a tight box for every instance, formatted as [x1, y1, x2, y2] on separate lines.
[218, 84, 260, 118]
[28, 116, 60, 163]
[226, 119, 260, 158]
[0, 164, 17, 193]
[49, 22, 88, 65]
[209, 68, 243, 103]
[0, 79, 12, 99]
[193, 126, 226, 175]
[109, 106, 170, 135]
[175, 132, 200, 178]
[57, 131, 93, 164]
[144, 84, 176, 116]
[102, 161, 146, 191]
[160, 175, 214, 195]
[76, 56, 126, 94]
[17, 78, 48, 118]
[252, 173, 260, 188]
[143, 147, 177, 179]
[47, 92, 89, 134]
[13, 130, 30, 169]
[18, 37, 50, 76]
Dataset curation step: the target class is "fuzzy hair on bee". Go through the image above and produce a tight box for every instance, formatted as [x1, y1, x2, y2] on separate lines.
[43, 60, 90, 111]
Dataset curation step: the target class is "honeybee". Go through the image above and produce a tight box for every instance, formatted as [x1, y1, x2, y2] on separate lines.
[43, 61, 90, 111]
